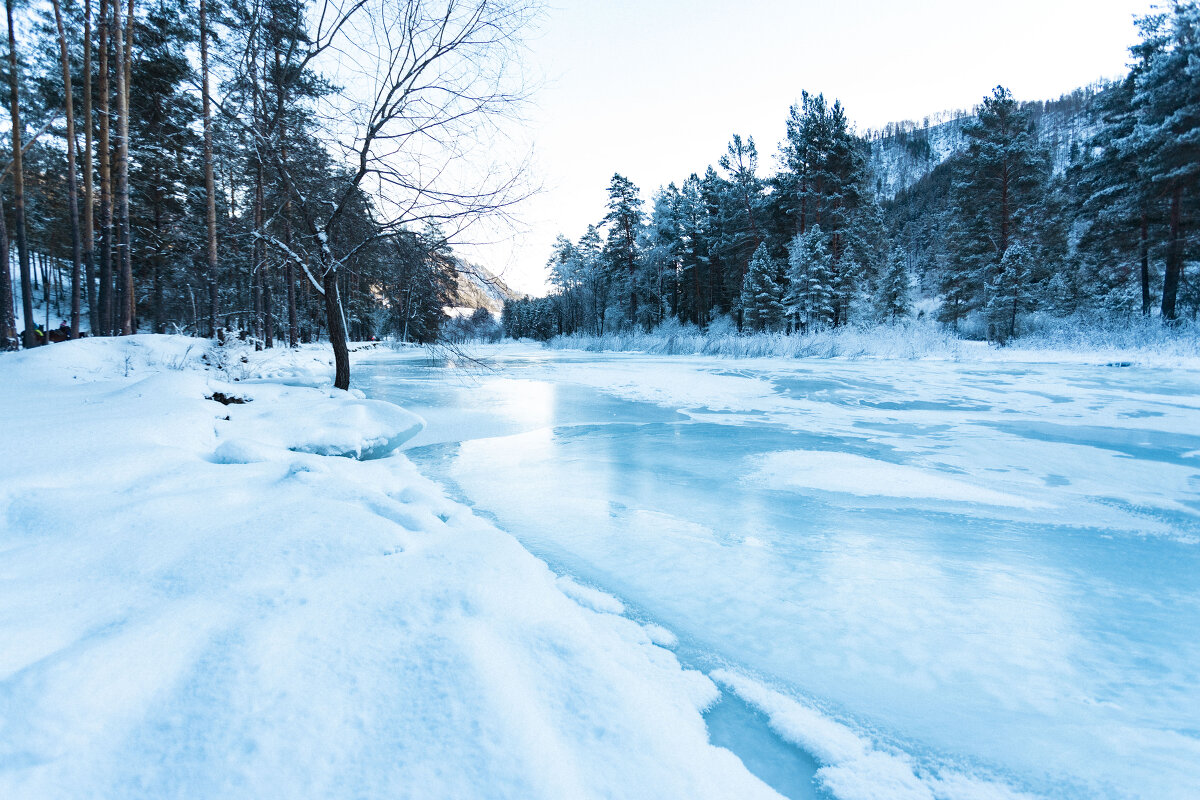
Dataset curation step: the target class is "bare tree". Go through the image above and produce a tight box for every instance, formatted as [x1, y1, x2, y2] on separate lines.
[261, 0, 539, 389]
[52, 0, 83, 338]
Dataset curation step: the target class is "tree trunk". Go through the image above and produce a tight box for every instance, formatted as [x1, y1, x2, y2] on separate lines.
[112, 0, 134, 335]
[0, 191, 14, 348]
[53, 0, 84, 338]
[82, 0, 96, 332]
[152, 187, 163, 331]
[6, 0, 34, 347]
[251, 74, 264, 348]
[1161, 185, 1182, 321]
[1139, 211, 1150, 316]
[252, 169, 264, 347]
[200, 0, 218, 337]
[264, 258, 273, 347]
[324, 266, 350, 390]
[275, 41, 298, 348]
[97, 0, 113, 334]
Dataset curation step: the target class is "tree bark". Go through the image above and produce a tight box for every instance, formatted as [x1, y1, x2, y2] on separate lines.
[1161, 185, 1182, 321]
[324, 266, 349, 389]
[112, 0, 133, 335]
[52, 0, 84, 338]
[82, 0, 97, 332]
[1139, 212, 1150, 316]
[6, 0, 34, 347]
[0, 192, 14, 348]
[274, 37, 296, 347]
[97, 0, 113, 334]
[252, 169, 264, 347]
[200, 0, 218, 337]
[251, 70, 264, 348]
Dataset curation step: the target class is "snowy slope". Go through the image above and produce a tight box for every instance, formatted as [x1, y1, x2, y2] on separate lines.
[867, 86, 1107, 198]
[453, 259, 520, 313]
[0, 336, 779, 799]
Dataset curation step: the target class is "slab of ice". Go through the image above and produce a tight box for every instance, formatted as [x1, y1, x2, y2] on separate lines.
[745, 450, 1045, 508]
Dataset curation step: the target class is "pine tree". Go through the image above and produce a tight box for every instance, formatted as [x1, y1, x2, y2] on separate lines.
[602, 173, 644, 328]
[985, 241, 1036, 342]
[775, 92, 873, 326]
[716, 134, 765, 308]
[1078, 73, 1158, 315]
[784, 224, 835, 331]
[1132, 1, 1200, 320]
[944, 86, 1050, 324]
[877, 246, 911, 321]
[740, 242, 783, 332]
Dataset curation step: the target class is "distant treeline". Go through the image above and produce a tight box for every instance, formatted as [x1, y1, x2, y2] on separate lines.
[506, 1, 1198, 343]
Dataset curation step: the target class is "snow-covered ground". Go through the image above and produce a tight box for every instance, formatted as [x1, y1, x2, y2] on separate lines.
[361, 343, 1200, 800]
[0, 336, 783, 799]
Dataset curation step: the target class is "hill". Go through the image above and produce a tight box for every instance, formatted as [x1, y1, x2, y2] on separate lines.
[451, 261, 521, 314]
[865, 82, 1110, 198]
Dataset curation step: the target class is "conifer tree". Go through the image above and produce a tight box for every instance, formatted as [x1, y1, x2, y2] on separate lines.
[1078, 73, 1158, 315]
[740, 242, 783, 331]
[944, 86, 1049, 323]
[877, 246, 911, 321]
[985, 241, 1035, 342]
[602, 173, 644, 328]
[784, 224, 835, 330]
[1132, 1, 1200, 320]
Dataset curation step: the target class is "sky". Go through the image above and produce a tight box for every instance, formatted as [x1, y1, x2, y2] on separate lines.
[465, 0, 1156, 296]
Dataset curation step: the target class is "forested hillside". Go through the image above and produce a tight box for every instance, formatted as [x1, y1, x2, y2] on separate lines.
[507, 2, 1198, 343]
[0, 0, 536, 385]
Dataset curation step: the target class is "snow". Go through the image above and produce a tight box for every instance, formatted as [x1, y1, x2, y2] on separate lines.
[0, 336, 781, 799]
[546, 317, 1200, 369]
[745, 450, 1045, 508]
[714, 670, 1037, 800]
[364, 343, 1200, 800]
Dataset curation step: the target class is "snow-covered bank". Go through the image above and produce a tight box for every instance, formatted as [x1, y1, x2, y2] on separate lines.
[543, 317, 1200, 368]
[0, 336, 778, 799]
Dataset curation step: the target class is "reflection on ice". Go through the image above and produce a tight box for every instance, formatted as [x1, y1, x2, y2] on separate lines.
[361, 347, 1200, 800]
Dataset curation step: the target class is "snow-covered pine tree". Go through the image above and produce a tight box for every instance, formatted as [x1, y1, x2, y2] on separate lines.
[943, 86, 1050, 324]
[1132, 0, 1200, 320]
[784, 225, 835, 331]
[715, 134, 766, 314]
[1077, 71, 1159, 315]
[985, 241, 1036, 342]
[602, 174, 645, 328]
[740, 242, 784, 332]
[877, 246, 911, 321]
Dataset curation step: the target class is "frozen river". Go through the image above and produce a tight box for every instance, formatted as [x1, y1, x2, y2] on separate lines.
[360, 345, 1200, 800]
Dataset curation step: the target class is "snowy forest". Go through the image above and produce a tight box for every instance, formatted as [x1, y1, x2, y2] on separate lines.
[504, 3, 1199, 344]
[0, 0, 535, 387]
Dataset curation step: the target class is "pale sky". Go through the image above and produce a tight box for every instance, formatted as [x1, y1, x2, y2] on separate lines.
[465, 0, 1155, 296]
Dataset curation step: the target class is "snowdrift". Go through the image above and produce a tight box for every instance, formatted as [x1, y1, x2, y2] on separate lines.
[0, 335, 779, 800]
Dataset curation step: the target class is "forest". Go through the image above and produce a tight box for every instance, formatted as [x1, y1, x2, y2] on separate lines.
[0, 0, 536, 387]
[504, 2, 1198, 344]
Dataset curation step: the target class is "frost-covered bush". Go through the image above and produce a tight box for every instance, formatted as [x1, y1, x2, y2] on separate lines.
[544, 313, 1199, 365]
[547, 318, 965, 359]
[1011, 312, 1200, 359]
